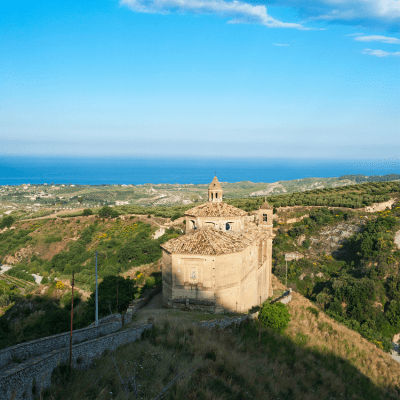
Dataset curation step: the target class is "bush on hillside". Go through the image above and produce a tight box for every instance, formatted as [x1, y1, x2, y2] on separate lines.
[0, 216, 14, 229]
[77, 275, 137, 327]
[259, 302, 290, 333]
[5, 267, 35, 283]
[171, 212, 183, 221]
[98, 206, 119, 219]
[82, 208, 93, 216]
[45, 235, 62, 244]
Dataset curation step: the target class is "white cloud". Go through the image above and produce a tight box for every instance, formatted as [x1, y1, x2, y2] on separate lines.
[272, 43, 290, 46]
[267, 0, 400, 29]
[362, 48, 400, 57]
[355, 35, 400, 44]
[120, 0, 310, 29]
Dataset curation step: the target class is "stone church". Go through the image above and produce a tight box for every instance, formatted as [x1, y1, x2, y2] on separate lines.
[161, 176, 274, 312]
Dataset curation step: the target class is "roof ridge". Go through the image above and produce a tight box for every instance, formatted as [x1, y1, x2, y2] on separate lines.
[201, 229, 219, 255]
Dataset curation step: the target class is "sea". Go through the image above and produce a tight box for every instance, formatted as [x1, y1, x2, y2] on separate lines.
[0, 156, 399, 185]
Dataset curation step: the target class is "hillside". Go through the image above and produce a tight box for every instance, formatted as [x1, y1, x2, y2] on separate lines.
[41, 276, 400, 400]
[0, 180, 400, 353]
[1, 174, 398, 221]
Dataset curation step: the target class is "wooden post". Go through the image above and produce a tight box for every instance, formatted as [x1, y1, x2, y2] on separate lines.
[117, 268, 120, 313]
[69, 271, 74, 374]
[286, 258, 288, 288]
[258, 295, 261, 350]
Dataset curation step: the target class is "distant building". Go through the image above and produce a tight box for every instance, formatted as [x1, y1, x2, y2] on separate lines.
[161, 176, 274, 313]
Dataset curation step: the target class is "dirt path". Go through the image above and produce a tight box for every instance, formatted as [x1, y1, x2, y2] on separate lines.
[130, 293, 229, 326]
[19, 208, 85, 222]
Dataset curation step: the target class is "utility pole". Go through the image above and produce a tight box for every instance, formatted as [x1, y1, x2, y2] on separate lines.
[259, 295, 261, 351]
[69, 271, 74, 375]
[116, 268, 121, 313]
[95, 251, 98, 326]
[285, 254, 288, 288]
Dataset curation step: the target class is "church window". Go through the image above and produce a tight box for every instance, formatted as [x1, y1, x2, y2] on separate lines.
[211, 193, 214, 200]
[263, 214, 268, 222]
[215, 193, 218, 198]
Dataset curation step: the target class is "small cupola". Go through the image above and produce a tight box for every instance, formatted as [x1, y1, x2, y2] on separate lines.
[258, 200, 273, 226]
[208, 176, 223, 202]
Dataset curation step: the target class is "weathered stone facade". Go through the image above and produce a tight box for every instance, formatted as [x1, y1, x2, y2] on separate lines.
[162, 177, 274, 313]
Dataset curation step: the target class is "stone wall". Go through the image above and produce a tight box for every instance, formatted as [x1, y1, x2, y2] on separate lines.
[0, 324, 152, 400]
[0, 319, 122, 371]
[0, 286, 161, 372]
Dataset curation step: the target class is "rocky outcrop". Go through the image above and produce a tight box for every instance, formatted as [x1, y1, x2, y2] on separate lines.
[364, 199, 395, 213]
[395, 230, 400, 250]
[310, 220, 363, 255]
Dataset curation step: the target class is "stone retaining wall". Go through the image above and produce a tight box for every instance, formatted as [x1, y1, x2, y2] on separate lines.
[197, 315, 249, 329]
[0, 286, 161, 372]
[0, 319, 123, 371]
[0, 324, 152, 400]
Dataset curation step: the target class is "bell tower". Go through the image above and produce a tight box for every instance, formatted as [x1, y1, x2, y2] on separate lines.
[208, 176, 223, 202]
[257, 200, 273, 233]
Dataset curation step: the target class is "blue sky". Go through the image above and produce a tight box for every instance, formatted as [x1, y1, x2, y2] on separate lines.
[1, 0, 399, 159]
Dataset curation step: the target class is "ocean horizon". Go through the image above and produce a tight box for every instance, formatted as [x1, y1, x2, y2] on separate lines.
[0, 156, 399, 186]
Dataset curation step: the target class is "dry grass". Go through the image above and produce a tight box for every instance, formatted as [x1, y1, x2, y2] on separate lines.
[272, 275, 400, 390]
[43, 316, 400, 400]
[39, 275, 400, 400]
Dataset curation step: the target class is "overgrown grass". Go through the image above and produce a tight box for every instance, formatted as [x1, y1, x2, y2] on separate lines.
[42, 318, 400, 400]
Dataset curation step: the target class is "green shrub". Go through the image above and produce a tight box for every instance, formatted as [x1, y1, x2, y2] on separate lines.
[306, 306, 319, 318]
[82, 208, 93, 216]
[171, 212, 183, 221]
[144, 276, 156, 289]
[5, 267, 35, 283]
[259, 302, 290, 333]
[45, 235, 62, 244]
[0, 216, 14, 229]
[98, 206, 118, 219]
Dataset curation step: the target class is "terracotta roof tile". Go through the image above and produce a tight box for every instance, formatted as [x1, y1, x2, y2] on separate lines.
[161, 225, 268, 255]
[184, 202, 248, 218]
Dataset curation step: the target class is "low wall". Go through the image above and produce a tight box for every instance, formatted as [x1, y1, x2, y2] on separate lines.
[0, 319, 123, 371]
[197, 315, 249, 329]
[0, 324, 152, 400]
[128, 286, 162, 313]
[0, 286, 161, 371]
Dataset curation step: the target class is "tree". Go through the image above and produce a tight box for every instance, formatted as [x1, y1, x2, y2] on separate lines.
[82, 208, 93, 216]
[98, 206, 119, 219]
[0, 216, 14, 229]
[87, 275, 137, 316]
[171, 212, 183, 221]
[259, 302, 290, 333]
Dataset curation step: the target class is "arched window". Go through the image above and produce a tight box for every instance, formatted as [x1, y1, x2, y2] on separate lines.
[215, 193, 218, 198]
[211, 193, 214, 200]
[225, 222, 232, 231]
[190, 220, 197, 230]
